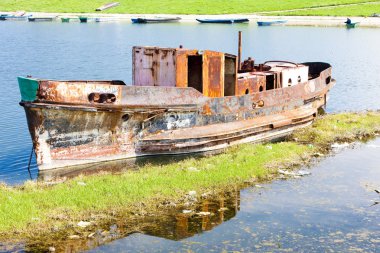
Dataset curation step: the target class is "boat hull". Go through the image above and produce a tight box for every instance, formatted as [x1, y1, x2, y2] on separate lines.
[257, 20, 287, 26]
[346, 22, 359, 28]
[28, 17, 55, 22]
[19, 67, 335, 171]
[131, 17, 181, 23]
[79, 17, 88, 23]
[196, 18, 249, 24]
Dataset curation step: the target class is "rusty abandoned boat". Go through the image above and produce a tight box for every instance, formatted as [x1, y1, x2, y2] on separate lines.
[19, 32, 335, 171]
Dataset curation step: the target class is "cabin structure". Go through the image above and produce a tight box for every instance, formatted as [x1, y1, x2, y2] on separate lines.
[132, 46, 309, 98]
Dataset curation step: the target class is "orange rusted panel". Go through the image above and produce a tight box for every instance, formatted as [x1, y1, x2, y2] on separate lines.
[202, 50, 224, 97]
[236, 76, 256, 96]
[175, 49, 198, 88]
[235, 75, 268, 96]
[257, 76, 266, 92]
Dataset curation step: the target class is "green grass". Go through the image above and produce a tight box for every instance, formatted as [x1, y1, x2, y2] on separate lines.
[292, 112, 380, 147]
[0, 0, 379, 14]
[275, 2, 380, 16]
[0, 111, 379, 238]
[0, 142, 310, 234]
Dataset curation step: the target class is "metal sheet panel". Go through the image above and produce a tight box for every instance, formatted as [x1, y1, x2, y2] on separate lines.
[202, 51, 224, 97]
[133, 47, 177, 87]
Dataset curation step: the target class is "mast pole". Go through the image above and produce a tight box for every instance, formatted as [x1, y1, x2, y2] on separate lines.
[238, 31, 242, 72]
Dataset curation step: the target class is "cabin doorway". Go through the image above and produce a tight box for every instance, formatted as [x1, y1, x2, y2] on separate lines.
[188, 55, 203, 93]
[266, 74, 275, 90]
[224, 56, 236, 96]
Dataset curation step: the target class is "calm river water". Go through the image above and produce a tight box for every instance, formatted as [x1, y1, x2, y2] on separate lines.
[0, 21, 379, 252]
[88, 139, 380, 253]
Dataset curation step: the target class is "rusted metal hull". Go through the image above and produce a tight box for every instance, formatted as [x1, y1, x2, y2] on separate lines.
[19, 64, 335, 171]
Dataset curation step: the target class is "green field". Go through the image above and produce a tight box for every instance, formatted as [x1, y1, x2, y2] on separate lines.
[0, 0, 379, 14]
[0, 112, 379, 239]
[276, 2, 380, 16]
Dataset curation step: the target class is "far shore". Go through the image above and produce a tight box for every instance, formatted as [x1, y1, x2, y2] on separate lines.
[2, 11, 380, 27]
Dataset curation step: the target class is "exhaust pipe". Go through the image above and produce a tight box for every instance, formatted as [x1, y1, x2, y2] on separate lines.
[238, 31, 242, 72]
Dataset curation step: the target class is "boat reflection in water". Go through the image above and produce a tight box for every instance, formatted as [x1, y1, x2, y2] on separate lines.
[19, 189, 241, 252]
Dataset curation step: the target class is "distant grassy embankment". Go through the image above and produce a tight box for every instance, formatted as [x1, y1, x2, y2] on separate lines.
[0, 0, 379, 15]
[276, 2, 380, 16]
[0, 111, 380, 239]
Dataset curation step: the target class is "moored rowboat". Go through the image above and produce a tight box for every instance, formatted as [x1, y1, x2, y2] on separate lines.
[257, 20, 287, 26]
[61, 17, 70, 23]
[0, 14, 31, 21]
[346, 22, 359, 28]
[131, 17, 181, 23]
[28, 17, 55, 22]
[79, 16, 88, 23]
[196, 18, 249, 24]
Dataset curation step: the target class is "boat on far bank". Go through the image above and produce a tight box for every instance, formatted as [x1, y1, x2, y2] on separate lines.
[18, 32, 335, 171]
[344, 18, 359, 28]
[0, 11, 30, 21]
[257, 20, 287, 26]
[79, 16, 88, 23]
[28, 17, 56, 22]
[196, 18, 249, 24]
[61, 17, 70, 23]
[131, 17, 181, 23]
[346, 22, 359, 28]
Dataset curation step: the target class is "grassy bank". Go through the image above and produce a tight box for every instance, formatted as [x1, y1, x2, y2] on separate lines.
[0, 0, 379, 15]
[276, 2, 380, 16]
[0, 112, 380, 240]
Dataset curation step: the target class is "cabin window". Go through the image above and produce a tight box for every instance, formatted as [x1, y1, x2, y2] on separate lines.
[297, 76, 301, 83]
[188, 55, 203, 93]
[288, 78, 292, 87]
[266, 75, 275, 90]
[224, 56, 236, 96]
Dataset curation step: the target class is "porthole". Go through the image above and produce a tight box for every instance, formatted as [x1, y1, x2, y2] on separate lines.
[122, 114, 130, 121]
[326, 76, 331, 84]
[88, 93, 116, 103]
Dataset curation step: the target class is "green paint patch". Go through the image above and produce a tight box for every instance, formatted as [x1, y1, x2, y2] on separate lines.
[17, 76, 39, 102]
[0, 111, 379, 238]
[0, 0, 378, 14]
